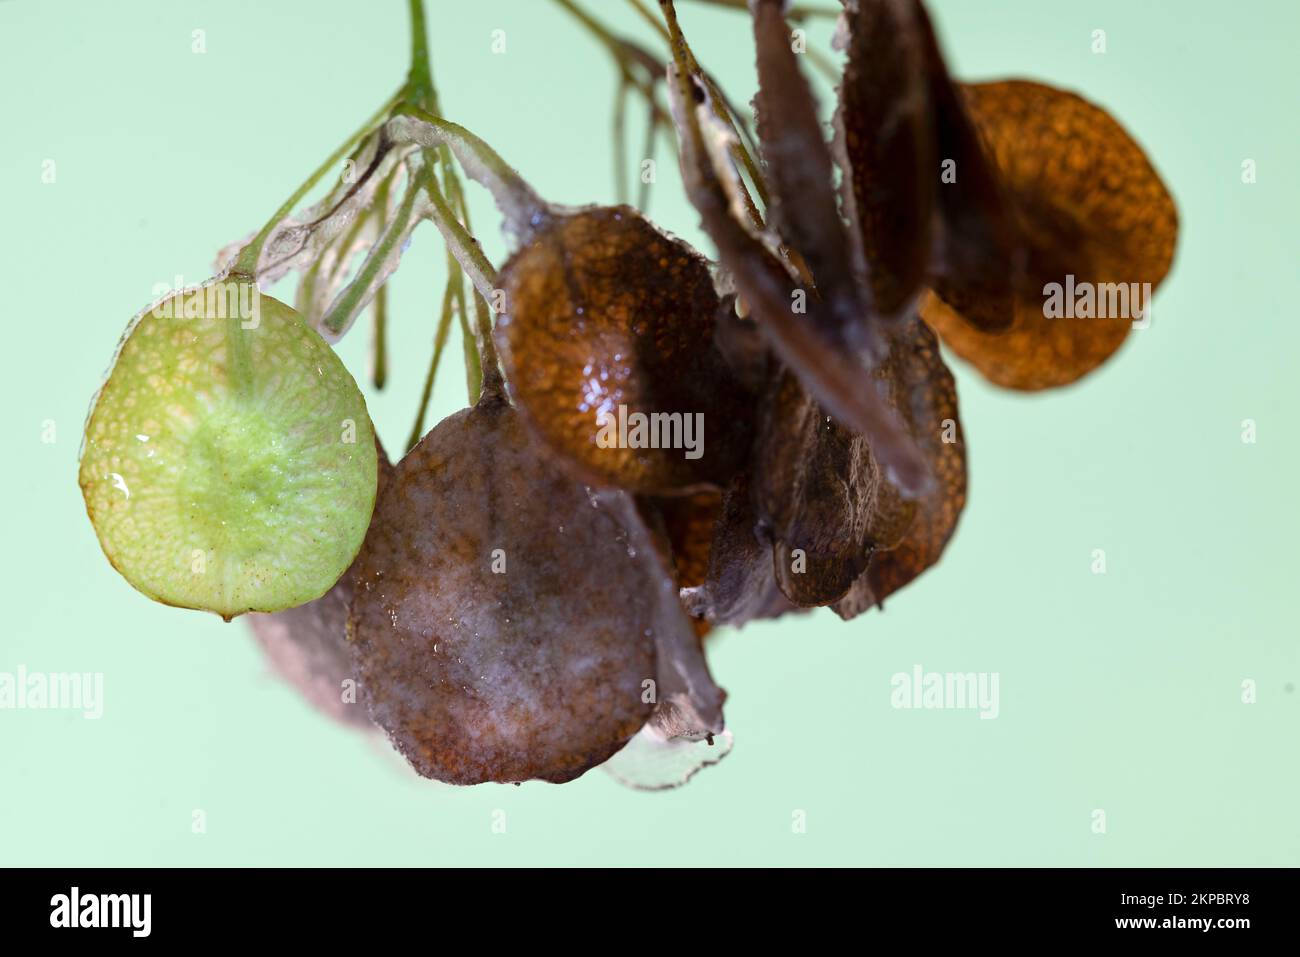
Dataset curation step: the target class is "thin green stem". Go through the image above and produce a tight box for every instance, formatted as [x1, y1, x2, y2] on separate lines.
[613, 76, 631, 205]
[372, 284, 389, 389]
[406, 0, 435, 108]
[719, 97, 769, 208]
[322, 190, 380, 291]
[420, 162, 501, 300]
[554, 0, 671, 130]
[403, 0, 504, 402]
[422, 174, 501, 399]
[660, 0, 704, 139]
[405, 278, 457, 452]
[321, 165, 426, 338]
[443, 251, 474, 401]
[451, 258, 479, 403]
[660, 0, 765, 233]
[444, 166, 504, 400]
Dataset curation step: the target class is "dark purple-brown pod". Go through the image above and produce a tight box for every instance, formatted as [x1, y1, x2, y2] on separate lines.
[835, 0, 935, 319]
[711, 299, 772, 393]
[610, 492, 727, 741]
[680, 473, 800, 628]
[602, 498, 735, 793]
[693, 315, 963, 616]
[833, 318, 967, 618]
[249, 590, 371, 728]
[833, 0, 1019, 332]
[753, 369, 915, 608]
[910, 0, 1021, 332]
[348, 396, 710, 785]
[494, 205, 750, 494]
[752, 0, 873, 349]
[638, 491, 721, 638]
[666, 64, 931, 499]
[247, 441, 395, 728]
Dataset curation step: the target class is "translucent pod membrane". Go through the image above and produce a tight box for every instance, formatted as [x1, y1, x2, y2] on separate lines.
[248, 588, 371, 728]
[603, 725, 734, 792]
[247, 442, 394, 727]
[349, 398, 675, 785]
[79, 281, 378, 620]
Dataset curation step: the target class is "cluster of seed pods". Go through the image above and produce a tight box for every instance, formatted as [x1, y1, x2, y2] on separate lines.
[80, 0, 1177, 788]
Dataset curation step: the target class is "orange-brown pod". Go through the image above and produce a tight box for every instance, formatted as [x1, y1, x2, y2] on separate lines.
[494, 206, 749, 494]
[922, 80, 1178, 390]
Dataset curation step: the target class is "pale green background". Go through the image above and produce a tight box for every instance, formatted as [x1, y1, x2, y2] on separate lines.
[1, 0, 1296, 867]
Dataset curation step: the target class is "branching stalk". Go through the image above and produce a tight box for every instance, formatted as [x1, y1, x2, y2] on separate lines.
[231, 91, 403, 278]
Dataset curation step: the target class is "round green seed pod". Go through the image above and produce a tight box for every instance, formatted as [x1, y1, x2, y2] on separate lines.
[79, 279, 378, 620]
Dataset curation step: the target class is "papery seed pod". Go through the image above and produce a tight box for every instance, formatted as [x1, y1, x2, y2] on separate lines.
[835, 0, 1020, 329]
[639, 492, 722, 638]
[667, 64, 931, 499]
[349, 397, 711, 784]
[834, 0, 936, 319]
[833, 319, 966, 618]
[691, 317, 963, 616]
[837, 3, 1176, 386]
[79, 281, 378, 620]
[912, 2, 1022, 331]
[609, 492, 727, 741]
[248, 443, 394, 727]
[921, 80, 1179, 389]
[754, 368, 913, 607]
[652, 492, 720, 591]
[494, 206, 751, 494]
[753, 0, 875, 343]
[681, 473, 800, 628]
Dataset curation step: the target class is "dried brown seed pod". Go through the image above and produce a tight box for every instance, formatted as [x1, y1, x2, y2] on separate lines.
[689, 318, 963, 616]
[753, 369, 897, 607]
[611, 493, 727, 741]
[249, 588, 371, 730]
[921, 80, 1178, 389]
[910, 1, 1021, 331]
[668, 64, 931, 498]
[639, 491, 721, 638]
[835, 0, 936, 319]
[494, 206, 749, 494]
[681, 473, 800, 628]
[836, 0, 1019, 329]
[348, 397, 684, 784]
[833, 319, 966, 618]
[753, 0, 874, 345]
[247, 442, 394, 728]
[642, 492, 720, 592]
